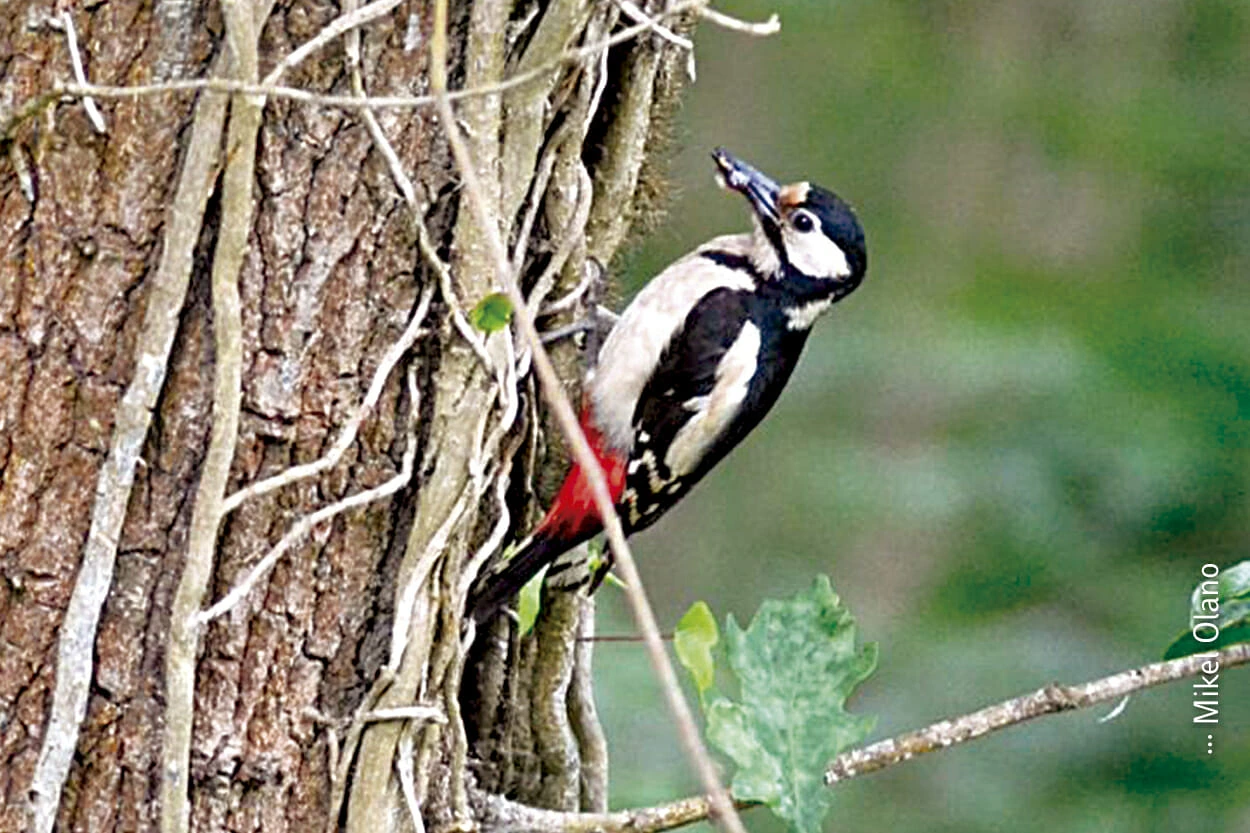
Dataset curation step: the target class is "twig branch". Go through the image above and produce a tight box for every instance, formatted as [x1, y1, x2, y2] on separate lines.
[826, 642, 1250, 783]
[473, 788, 755, 833]
[427, 2, 746, 831]
[197, 365, 425, 623]
[539, 260, 597, 316]
[58, 11, 105, 132]
[343, 0, 419, 209]
[697, 6, 780, 36]
[220, 284, 433, 514]
[0, 1, 781, 141]
[577, 632, 673, 642]
[614, 0, 694, 50]
[261, 0, 402, 87]
[360, 705, 447, 724]
[474, 644, 1247, 833]
[396, 723, 426, 833]
[24, 0, 706, 121]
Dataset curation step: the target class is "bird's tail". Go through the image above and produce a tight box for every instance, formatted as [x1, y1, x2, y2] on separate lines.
[466, 532, 573, 623]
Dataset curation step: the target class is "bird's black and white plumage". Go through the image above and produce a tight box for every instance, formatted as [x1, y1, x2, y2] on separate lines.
[467, 149, 867, 621]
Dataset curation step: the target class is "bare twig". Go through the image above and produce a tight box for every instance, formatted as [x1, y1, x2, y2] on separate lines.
[344, 15, 420, 209]
[387, 478, 475, 671]
[415, 205, 497, 372]
[458, 464, 517, 600]
[442, 622, 474, 824]
[361, 705, 448, 724]
[59, 11, 105, 132]
[374, 308, 513, 685]
[472, 789, 754, 833]
[220, 284, 433, 514]
[1098, 694, 1131, 723]
[396, 724, 427, 833]
[826, 643, 1250, 783]
[698, 5, 781, 36]
[358, 104, 419, 205]
[614, 0, 694, 50]
[472, 643, 1248, 833]
[262, 0, 402, 87]
[427, 1, 746, 830]
[197, 367, 423, 623]
[578, 632, 673, 642]
[29, 0, 707, 119]
[539, 260, 597, 316]
[324, 357, 436, 833]
[570, 596, 609, 811]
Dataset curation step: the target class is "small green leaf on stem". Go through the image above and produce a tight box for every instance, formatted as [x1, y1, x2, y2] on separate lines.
[518, 568, 545, 636]
[470, 292, 513, 332]
[675, 601, 719, 696]
[589, 539, 628, 590]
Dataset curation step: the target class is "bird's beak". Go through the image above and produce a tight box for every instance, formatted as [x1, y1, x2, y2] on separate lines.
[712, 148, 781, 226]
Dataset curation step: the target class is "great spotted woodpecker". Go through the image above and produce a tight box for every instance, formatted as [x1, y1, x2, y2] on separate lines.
[468, 149, 867, 622]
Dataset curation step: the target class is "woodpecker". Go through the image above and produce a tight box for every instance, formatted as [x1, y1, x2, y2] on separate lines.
[468, 149, 867, 622]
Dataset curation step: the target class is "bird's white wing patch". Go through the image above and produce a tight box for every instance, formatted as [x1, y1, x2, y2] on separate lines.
[589, 235, 756, 449]
[663, 321, 761, 477]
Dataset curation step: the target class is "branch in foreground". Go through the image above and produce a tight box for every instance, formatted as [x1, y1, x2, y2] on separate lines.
[4, 0, 782, 138]
[471, 644, 1246, 833]
[826, 642, 1249, 783]
[6, 0, 704, 129]
[473, 789, 756, 833]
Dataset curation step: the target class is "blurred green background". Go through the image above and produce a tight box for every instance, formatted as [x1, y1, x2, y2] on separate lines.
[592, 0, 1250, 830]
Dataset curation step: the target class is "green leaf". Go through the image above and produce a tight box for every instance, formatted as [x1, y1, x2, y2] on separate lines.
[587, 539, 605, 574]
[517, 566, 546, 636]
[675, 601, 719, 696]
[705, 576, 877, 833]
[600, 572, 628, 590]
[1164, 559, 1250, 659]
[586, 539, 628, 590]
[469, 292, 513, 332]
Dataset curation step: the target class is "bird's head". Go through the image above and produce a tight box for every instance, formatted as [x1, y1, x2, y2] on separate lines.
[713, 148, 867, 295]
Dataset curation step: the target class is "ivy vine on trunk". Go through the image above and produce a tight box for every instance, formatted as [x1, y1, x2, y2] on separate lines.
[0, 0, 692, 830]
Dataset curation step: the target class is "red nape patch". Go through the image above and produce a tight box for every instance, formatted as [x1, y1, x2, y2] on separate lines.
[538, 410, 627, 543]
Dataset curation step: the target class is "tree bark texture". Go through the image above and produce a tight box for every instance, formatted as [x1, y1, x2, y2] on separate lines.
[0, 0, 689, 830]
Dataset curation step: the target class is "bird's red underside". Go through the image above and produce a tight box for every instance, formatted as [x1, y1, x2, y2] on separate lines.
[537, 408, 627, 543]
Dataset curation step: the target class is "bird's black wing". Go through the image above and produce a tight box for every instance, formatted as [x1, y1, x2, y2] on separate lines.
[622, 286, 754, 531]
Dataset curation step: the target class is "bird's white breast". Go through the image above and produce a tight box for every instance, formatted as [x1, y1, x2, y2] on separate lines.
[589, 234, 757, 450]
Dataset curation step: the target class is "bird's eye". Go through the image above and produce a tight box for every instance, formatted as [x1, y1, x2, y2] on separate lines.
[792, 211, 815, 233]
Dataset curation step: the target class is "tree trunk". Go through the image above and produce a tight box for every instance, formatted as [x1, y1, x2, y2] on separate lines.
[0, 1, 689, 830]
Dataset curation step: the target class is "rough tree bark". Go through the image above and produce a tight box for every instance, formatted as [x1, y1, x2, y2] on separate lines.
[0, 0, 690, 830]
